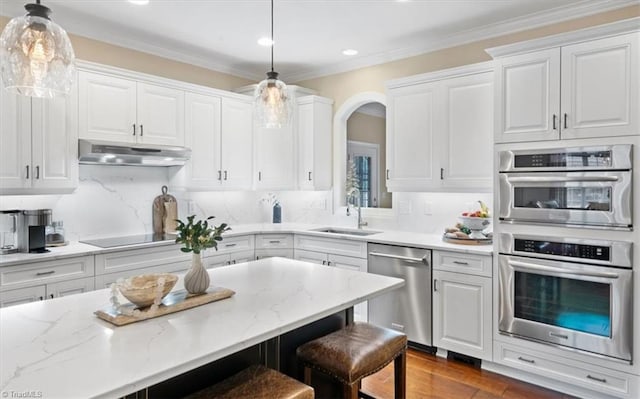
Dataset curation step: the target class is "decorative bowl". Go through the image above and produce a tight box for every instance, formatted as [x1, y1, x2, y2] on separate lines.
[117, 273, 178, 308]
[458, 216, 492, 239]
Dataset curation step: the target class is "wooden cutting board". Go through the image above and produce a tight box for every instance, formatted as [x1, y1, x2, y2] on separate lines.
[95, 287, 235, 326]
[153, 185, 177, 235]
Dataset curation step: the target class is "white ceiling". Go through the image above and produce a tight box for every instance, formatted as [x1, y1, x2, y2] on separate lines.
[0, 0, 636, 82]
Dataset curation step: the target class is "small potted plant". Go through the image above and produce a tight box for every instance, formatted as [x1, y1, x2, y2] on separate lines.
[175, 215, 230, 294]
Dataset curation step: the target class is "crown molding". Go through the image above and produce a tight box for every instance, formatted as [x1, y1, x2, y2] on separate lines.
[386, 61, 494, 89]
[288, 0, 638, 82]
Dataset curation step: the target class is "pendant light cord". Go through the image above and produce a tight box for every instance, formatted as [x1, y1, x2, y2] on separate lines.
[270, 0, 274, 73]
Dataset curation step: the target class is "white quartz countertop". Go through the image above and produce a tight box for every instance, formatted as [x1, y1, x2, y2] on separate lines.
[0, 223, 492, 267]
[0, 257, 404, 399]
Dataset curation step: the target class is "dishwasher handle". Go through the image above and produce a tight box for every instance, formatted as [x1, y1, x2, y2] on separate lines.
[369, 251, 429, 265]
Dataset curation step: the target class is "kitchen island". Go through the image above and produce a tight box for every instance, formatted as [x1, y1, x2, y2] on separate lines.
[0, 257, 403, 398]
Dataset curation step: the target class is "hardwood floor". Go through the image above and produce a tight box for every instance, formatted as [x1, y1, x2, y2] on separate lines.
[361, 349, 576, 399]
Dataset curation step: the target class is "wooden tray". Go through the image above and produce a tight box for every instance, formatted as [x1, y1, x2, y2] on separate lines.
[442, 235, 492, 246]
[95, 287, 235, 326]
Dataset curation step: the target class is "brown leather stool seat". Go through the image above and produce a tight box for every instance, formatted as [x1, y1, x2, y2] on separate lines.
[296, 322, 407, 399]
[185, 364, 314, 399]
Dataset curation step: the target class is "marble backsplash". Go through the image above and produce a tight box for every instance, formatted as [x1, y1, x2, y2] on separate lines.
[0, 166, 493, 240]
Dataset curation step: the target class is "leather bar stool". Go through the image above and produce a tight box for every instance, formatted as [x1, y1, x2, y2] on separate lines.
[184, 364, 314, 399]
[296, 322, 407, 399]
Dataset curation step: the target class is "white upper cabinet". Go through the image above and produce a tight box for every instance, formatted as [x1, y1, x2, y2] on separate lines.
[297, 96, 333, 190]
[441, 72, 493, 189]
[492, 30, 639, 142]
[494, 49, 560, 143]
[183, 92, 221, 189]
[560, 33, 639, 139]
[0, 79, 78, 194]
[386, 82, 439, 191]
[79, 70, 185, 146]
[220, 98, 253, 190]
[255, 123, 296, 191]
[386, 63, 493, 192]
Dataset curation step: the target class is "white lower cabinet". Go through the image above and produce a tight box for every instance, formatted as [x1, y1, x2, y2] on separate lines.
[0, 277, 94, 308]
[294, 236, 368, 322]
[203, 250, 256, 269]
[432, 250, 492, 361]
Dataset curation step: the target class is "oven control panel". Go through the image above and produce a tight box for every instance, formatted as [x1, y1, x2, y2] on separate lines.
[514, 239, 610, 262]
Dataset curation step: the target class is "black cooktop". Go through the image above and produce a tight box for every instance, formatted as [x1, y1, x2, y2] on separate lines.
[80, 233, 176, 248]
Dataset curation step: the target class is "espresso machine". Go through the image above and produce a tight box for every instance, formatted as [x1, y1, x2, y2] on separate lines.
[18, 209, 52, 253]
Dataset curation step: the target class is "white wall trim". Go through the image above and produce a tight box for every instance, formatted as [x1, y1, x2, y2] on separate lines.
[486, 16, 640, 58]
[333, 92, 390, 217]
[386, 61, 494, 89]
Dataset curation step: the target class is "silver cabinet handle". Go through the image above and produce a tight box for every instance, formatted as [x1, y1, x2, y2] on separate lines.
[518, 356, 535, 364]
[36, 270, 56, 276]
[440, 168, 444, 180]
[308, 171, 312, 181]
[35, 165, 40, 179]
[25, 165, 29, 179]
[224, 170, 228, 180]
[269, 240, 281, 244]
[552, 114, 557, 130]
[369, 252, 429, 265]
[563, 113, 568, 129]
[549, 332, 569, 340]
[507, 176, 619, 183]
[258, 171, 262, 181]
[386, 169, 389, 180]
[587, 375, 607, 384]
[453, 261, 469, 265]
[433, 279, 438, 292]
[132, 123, 136, 136]
[509, 260, 619, 279]
[218, 170, 222, 181]
[225, 243, 237, 248]
[140, 124, 144, 136]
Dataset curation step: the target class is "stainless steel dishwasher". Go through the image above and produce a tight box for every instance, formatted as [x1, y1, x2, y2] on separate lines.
[368, 243, 432, 348]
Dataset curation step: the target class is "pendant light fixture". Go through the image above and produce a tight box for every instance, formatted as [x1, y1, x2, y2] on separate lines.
[254, 0, 292, 129]
[0, 0, 76, 98]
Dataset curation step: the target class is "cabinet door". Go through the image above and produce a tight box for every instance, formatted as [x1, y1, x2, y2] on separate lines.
[46, 277, 95, 300]
[229, 249, 257, 265]
[255, 248, 294, 260]
[0, 285, 45, 308]
[184, 92, 222, 188]
[0, 87, 31, 190]
[441, 72, 493, 190]
[386, 82, 440, 191]
[297, 98, 332, 190]
[328, 254, 368, 322]
[433, 270, 492, 360]
[293, 249, 327, 265]
[137, 82, 185, 146]
[78, 71, 137, 142]
[31, 86, 79, 190]
[495, 48, 560, 143]
[560, 32, 639, 139]
[220, 98, 253, 189]
[255, 124, 296, 190]
[297, 101, 315, 190]
[203, 253, 231, 269]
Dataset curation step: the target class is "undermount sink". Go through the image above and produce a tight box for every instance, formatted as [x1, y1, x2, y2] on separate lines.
[310, 227, 381, 236]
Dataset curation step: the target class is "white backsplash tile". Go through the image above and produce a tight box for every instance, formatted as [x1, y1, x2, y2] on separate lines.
[0, 166, 492, 240]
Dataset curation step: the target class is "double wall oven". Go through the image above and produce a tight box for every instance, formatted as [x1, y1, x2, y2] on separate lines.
[497, 145, 634, 362]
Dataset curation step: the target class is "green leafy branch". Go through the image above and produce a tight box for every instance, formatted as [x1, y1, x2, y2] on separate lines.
[174, 215, 231, 254]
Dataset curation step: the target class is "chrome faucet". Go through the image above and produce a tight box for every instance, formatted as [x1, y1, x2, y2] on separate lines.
[346, 189, 368, 229]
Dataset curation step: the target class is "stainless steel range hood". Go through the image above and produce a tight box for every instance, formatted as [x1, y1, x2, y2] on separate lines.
[78, 139, 191, 166]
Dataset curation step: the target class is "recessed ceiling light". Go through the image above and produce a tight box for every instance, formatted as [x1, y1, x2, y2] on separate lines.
[342, 49, 358, 56]
[258, 37, 274, 46]
[128, 0, 149, 5]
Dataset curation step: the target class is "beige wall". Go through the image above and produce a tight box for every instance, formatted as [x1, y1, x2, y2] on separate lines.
[0, 16, 253, 91]
[296, 5, 640, 111]
[347, 111, 391, 208]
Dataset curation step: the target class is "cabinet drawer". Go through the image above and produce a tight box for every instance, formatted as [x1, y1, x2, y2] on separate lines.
[255, 234, 293, 249]
[0, 256, 95, 291]
[0, 285, 46, 308]
[255, 248, 293, 260]
[95, 244, 189, 275]
[294, 234, 367, 258]
[210, 234, 255, 255]
[496, 342, 632, 397]
[433, 250, 492, 277]
[95, 262, 190, 289]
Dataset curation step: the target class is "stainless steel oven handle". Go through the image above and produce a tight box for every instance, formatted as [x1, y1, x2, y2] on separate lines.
[369, 252, 428, 265]
[506, 176, 619, 183]
[509, 260, 619, 279]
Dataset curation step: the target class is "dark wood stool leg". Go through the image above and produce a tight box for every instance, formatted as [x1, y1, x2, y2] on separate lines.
[344, 382, 359, 399]
[304, 366, 312, 385]
[394, 350, 407, 399]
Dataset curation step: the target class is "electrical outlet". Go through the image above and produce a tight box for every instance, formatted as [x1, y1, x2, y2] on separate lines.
[424, 201, 432, 215]
[187, 200, 196, 214]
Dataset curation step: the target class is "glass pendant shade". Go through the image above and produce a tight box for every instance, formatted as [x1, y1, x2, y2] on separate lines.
[0, 2, 76, 98]
[254, 71, 292, 129]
